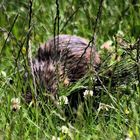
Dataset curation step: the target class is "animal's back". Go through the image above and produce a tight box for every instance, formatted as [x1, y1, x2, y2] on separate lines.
[33, 34, 100, 94]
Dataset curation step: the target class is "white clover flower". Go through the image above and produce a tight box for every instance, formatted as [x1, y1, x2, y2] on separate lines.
[125, 132, 132, 140]
[83, 90, 93, 98]
[125, 136, 131, 140]
[52, 136, 60, 140]
[117, 30, 124, 37]
[1, 71, 6, 77]
[11, 97, 21, 111]
[61, 125, 69, 134]
[51, 136, 56, 140]
[59, 96, 68, 105]
[4, 32, 10, 41]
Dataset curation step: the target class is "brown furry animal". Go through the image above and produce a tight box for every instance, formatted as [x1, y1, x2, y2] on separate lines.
[24, 35, 100, 103]
[32, 35, 100, 95]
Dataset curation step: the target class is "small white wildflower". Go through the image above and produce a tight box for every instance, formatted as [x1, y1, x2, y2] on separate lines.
[52, 136, 60, 140]
[83, 90, 93, 98]
[52, 136, 56, 140]
[11, 97, 21, 111]
[1, 71, 6, 77]
[59, 96, 68, 105]
[126, 130, 133, 139]
[117, 30, 124, 37]
[125, 136, 131, 140]
[3, 32, 10, 41]
[125, 131, 133, 140]
[61, 125, 69, 134]
[20, 7, 25, 12]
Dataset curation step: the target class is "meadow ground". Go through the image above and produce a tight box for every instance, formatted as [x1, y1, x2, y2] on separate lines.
[0, 0, 140, 139]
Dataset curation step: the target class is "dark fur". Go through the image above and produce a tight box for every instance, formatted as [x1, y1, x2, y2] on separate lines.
[25, 35, 100, 103]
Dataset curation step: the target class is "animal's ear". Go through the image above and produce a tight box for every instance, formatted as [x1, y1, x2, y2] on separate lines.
[38, 44, 45, 61]
[37, 43, 50, 61]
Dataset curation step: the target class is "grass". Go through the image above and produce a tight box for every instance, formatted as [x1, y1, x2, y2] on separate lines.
[0, 0, 140, 139]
